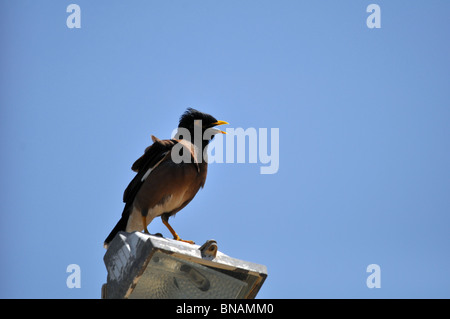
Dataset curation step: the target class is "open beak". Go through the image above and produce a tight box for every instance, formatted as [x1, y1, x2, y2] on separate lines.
[211, 120, 229, 134]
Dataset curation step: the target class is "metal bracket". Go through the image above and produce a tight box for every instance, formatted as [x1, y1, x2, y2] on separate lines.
[199, 239, 218, 259]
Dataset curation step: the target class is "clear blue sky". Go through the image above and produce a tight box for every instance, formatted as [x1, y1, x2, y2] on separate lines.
[1, 1, 449, 298]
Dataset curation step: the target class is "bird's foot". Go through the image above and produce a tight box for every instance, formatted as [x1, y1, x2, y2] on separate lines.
[174, 234, 195, 244]
[142, 230, 163, 238]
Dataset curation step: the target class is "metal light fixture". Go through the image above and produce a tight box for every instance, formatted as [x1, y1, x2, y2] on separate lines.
[102, 232, 268, 299]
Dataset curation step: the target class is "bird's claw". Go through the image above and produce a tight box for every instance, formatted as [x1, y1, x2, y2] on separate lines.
[174, 234, 195, 244]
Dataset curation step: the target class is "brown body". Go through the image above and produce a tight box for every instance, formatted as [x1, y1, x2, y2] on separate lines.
[126, 140, 208, 232]
[104, 136, 208, 247]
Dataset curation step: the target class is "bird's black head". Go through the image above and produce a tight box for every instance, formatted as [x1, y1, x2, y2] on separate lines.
[178, 108, 228, 145]
[179, 108, 218, 129]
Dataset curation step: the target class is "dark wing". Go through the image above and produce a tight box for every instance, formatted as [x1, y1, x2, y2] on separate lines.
[123, 136, 176, 204]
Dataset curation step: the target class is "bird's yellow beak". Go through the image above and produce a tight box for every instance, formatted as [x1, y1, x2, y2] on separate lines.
[211, 120, 229, 126]
[211, 120, 229, 134]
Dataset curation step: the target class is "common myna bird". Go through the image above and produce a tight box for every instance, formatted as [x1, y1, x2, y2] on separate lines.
[104, 108, 228, 248]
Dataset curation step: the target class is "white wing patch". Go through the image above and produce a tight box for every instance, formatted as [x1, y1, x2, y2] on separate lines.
[141, 168, 153, 182]
[140, 151, 169, 182]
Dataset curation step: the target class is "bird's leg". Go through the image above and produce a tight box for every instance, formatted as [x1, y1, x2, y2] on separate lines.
[142, 216, 150, 234]
[161, 215, 195, 244]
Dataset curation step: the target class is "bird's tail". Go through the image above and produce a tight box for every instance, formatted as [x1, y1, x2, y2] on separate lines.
[103, 213, 129, 249]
